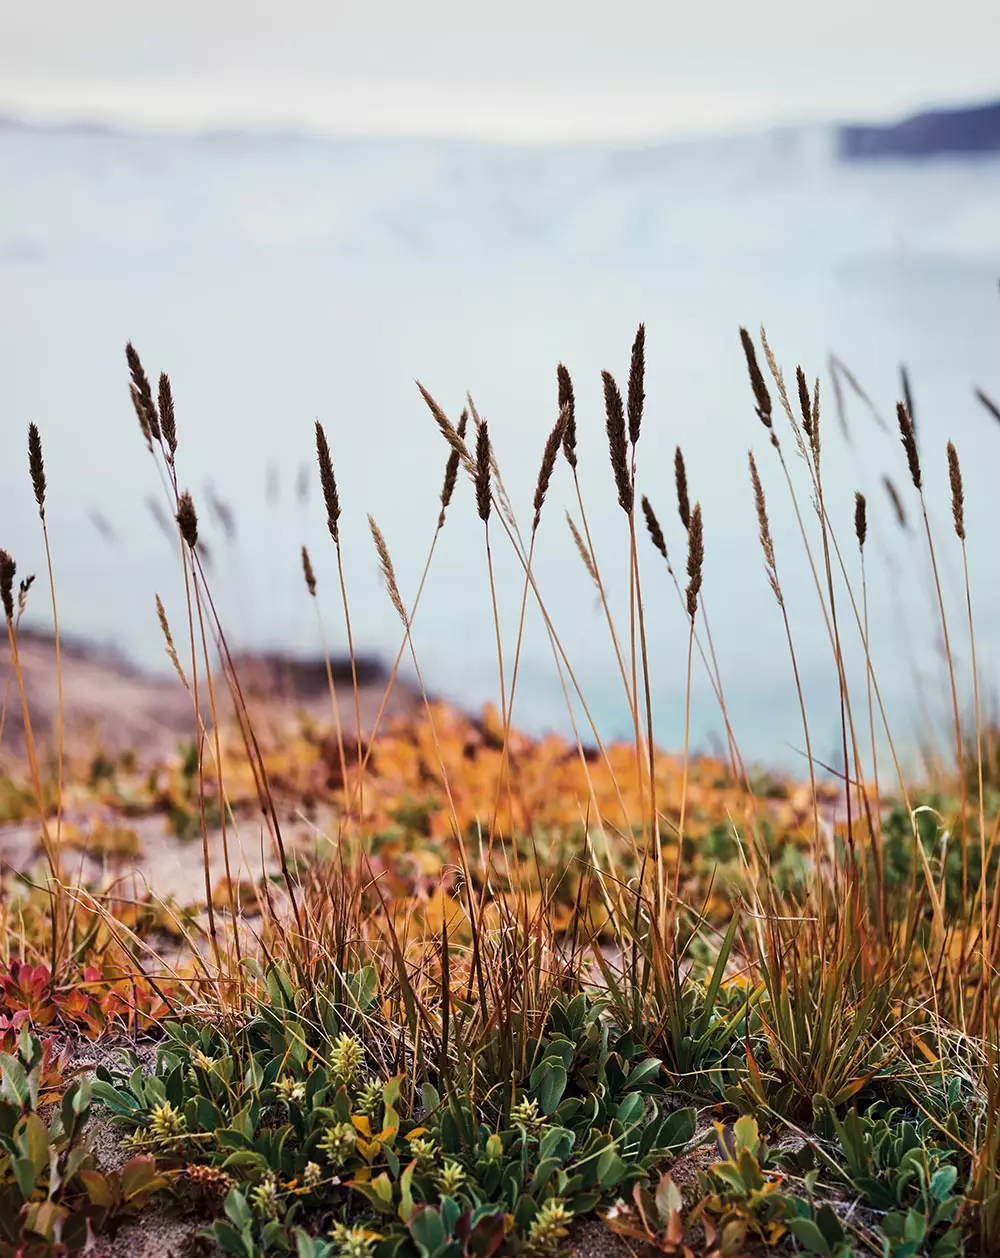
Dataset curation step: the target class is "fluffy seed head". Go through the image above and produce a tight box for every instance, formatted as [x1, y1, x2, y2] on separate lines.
[603, 370, 632, 514]
[685, 503, 704, 619]
[0, 551, 15, 622]
[566, 512, 599, 588]
[947, 441, 965, 540]
[418, 383, 474, 476]
[674, 446, 690, 531]
[897, 401, 922, 491]
[27, 423, 46, 519]
[557, 363, 577, 469]
[627, 323, 645, 446]
[314, 420, 341, 544]
[176, 491, 198, 549]
[475, 421, 492, 522]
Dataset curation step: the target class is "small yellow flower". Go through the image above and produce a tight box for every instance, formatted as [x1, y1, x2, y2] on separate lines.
[435, 1160, 467, 1196]
[276, 1075, 306, 1104]
[320, 1121, 358, 1167]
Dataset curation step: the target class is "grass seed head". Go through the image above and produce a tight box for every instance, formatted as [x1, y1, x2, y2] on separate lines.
[314, 420, 341, 545]
[439, 408, 469, 526]
[301, 544, 317, 596]
[749, 452, 782, 606]
[602, 370, 632, 514]
[674, 445, 691, 531]
[641, 495, 669, 564]
[158, 372, 177, 460]
[27, 423, 46, 519]
[947, 441, 965, 540]
[176, 491, 199, 549]
[557, 363, 577, 469]
[897, 400, 922, 491]
[368, 515, 408, 625]
[855, 491, 867, 550]
[0, 550, 15, 622]
[475, 421, 492, 522]
[685, 502, 704, 619]
[739, 327, 773, 431]
[627, 322, 645, 446]
[533, 406, 568, 530]
[126, 342, 161, 443]
[883, 476, 908, 529]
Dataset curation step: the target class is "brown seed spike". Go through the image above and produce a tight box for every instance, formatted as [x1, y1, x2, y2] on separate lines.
[533, 406, 568, 530]
[301, 545, 317, 596]
[947, 442, 965, 541]
[176, 491, 199, 549]
[641, 495, 669, 563]
[749, 452, 782, 607]
[602, 370, 632, 514]
[739, 328, 772, 429]
[627, 323, 645, 446]
[158, 373, 178, 460]
[674, 446, 690, 532]
[418, 382, 474, 476]
[557, 364, 577, 469]
[368, 515, 408, 625]
[854, 492, 867, 550]
[897, 401, 922, 491]
[796, 366, 812, 438]
[0, 550, 15, 622]
[27, 423, 46, 519]
[314, 420, 341, 545]
[439, 409, 468, 528]
[685, 503, 704, 619]
[126, 342, 161, 442]
[883, 476, 908, 529]
[475, 421, 492, 522]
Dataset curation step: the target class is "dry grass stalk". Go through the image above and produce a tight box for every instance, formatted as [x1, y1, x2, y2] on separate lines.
[475, 422, 492, 523]
[301, 545, 317, 597]
[532, 407, 568, 530]
[155, 594, 189, 691]
[685, 503, 703, 619]
[557, 364, 577, 469]
[627, 323, 645, 446]
[158, 373, 178, 460]
[897, 401, 922, 491]
[749, 452, 782, 606]
[314, 420, 341, 544]
[855, 491, 867, 550]
[602, 371, 632, 513]
[947, 443, 965, 541]
[176, 491, 199, 549]
[566, 512, 599, 587]
[28, 424, 46, 520]
[674, 446, 690, 531]
[439, 409, 469, 527]
[126, 342, 160, 443]
[368, 515, 408, 625]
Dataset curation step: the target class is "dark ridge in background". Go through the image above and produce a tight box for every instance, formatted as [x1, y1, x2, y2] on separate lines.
[840, 97, 1000, 160]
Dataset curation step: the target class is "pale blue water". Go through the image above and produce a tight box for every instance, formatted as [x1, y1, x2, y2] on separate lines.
[2, 119, 999, 766]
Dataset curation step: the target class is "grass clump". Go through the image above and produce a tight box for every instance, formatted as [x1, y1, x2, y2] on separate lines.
[0, 318, 998, 1256]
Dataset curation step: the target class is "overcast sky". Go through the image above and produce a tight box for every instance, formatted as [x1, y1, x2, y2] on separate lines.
[3, 2, 999, 143]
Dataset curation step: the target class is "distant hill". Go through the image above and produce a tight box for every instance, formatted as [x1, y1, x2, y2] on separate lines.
[839, 98, 1000, 160]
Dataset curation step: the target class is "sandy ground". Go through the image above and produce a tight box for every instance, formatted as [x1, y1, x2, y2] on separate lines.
[1, 628, 418, 761]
